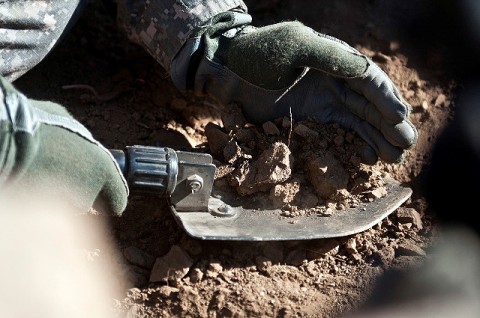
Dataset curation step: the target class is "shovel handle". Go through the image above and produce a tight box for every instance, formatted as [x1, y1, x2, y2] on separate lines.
[109, 145, 178, 196]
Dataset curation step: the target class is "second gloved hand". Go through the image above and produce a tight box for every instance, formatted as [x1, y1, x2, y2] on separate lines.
[192, 12, 418, 164]
[0, 77, 128, 215]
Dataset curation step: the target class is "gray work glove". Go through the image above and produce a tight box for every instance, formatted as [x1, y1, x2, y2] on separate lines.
[192, 12, 418, 164]
[0, 77, 129, 215]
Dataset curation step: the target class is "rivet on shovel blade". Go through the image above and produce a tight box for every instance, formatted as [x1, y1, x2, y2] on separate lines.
[209, 198, 236, 217]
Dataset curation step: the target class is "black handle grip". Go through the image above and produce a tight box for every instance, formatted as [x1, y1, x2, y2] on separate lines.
[110, 145, 178, 196]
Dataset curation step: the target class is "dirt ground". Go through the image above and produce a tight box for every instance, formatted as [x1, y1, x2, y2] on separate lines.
[14, 0, 457, 317]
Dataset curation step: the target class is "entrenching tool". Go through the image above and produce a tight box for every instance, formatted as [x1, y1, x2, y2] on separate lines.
[110, 145, 412, 241]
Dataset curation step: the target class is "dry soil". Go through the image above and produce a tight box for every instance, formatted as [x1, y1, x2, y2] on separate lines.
[14, 0, 456, 317]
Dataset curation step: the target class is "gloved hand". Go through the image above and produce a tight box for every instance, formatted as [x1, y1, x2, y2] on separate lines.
[0, 77, 128, 215]
[192, 12, 418, 164]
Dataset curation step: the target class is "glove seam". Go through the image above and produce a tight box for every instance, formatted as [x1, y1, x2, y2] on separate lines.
[201, 55, 309, 93]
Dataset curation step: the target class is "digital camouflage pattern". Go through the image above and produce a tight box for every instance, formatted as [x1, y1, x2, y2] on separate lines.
[0, 0, 84, 82]
[116, 0, 248, 72]
[0, 0, 248, 81]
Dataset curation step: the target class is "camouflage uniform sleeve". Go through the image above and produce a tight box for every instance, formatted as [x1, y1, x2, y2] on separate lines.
[0, 1, 85, 82]
[115, 0, 249, 74]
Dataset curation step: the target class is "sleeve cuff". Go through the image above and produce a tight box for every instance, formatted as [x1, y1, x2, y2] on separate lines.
[116, 0, 248, 72]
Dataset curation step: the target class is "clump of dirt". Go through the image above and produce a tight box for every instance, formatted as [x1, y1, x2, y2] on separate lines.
[204, 103, 391, 218]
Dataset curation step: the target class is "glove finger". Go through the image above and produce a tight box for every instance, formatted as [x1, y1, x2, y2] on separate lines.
[92, 150, 128, 216]
[342, 88, 418, 149]
[302, 34, 413, 138]
[359, 144, 379, 165]
[346, 62, 410, 124]
[381, 120, 418, 150]
[351, 119, 405, 163]
[295, 25, 408, 126]
[94, 180, 128, 216]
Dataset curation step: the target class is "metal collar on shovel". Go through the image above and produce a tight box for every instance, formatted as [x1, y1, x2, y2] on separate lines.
[110, 145, 412, 241]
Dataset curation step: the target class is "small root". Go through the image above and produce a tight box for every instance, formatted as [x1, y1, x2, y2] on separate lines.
[62, 84, 127, 102]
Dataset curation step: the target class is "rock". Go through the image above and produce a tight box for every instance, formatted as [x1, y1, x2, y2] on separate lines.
[305, 151, 349, 199]
[206, 262, 223, 279]
[209, 262, 223, 273]
[205, 123, 229, 159]
[232, 142, 292, 195]
[269, 181, 300, 208]
[158, 286, 180, 298]
[234, 128, 256, 144]
[189, 268, 204, 284]
[345, 238, 358, 254]
[255, 256, 272, 274]
[368, 186, 388, 199]
[294, 124, 319, 139]
[262, 121, 280, 135]
[396, 207, 423, 229]
[434, 93, 446, 107]
[405, 90, 415, 99]
[126, 287, 144, 301]
[396, 243, 426, 257]
[422, 100, 429, 110]
[149, 245, 193, 283]
[304, 261, 317, 276]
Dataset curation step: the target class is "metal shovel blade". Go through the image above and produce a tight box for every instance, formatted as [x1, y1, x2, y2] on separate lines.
[170, 177, 412, 241]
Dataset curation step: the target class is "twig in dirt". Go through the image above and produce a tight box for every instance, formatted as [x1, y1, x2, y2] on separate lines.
[136, 122, 150, 129]
[288, 107, 293, 147]
[62, 84, 126, 102]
